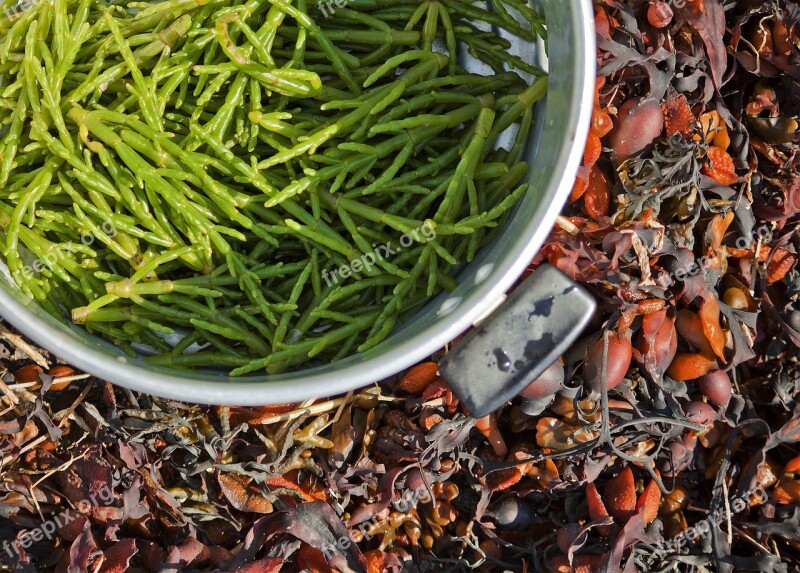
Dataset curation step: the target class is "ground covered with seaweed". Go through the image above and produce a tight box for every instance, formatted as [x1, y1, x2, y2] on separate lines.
[2, 0, 800, 571]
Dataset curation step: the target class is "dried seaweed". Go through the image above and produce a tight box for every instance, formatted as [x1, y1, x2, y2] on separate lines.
[1, 1, 800, 572]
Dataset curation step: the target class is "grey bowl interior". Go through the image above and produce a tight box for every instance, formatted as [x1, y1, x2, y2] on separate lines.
[0, 0, 595, 405]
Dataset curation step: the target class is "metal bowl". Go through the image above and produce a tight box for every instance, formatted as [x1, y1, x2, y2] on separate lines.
[0, 0, 595, 405]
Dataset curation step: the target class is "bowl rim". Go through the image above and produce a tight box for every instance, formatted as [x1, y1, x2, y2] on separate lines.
[0, 0, 596, 405]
